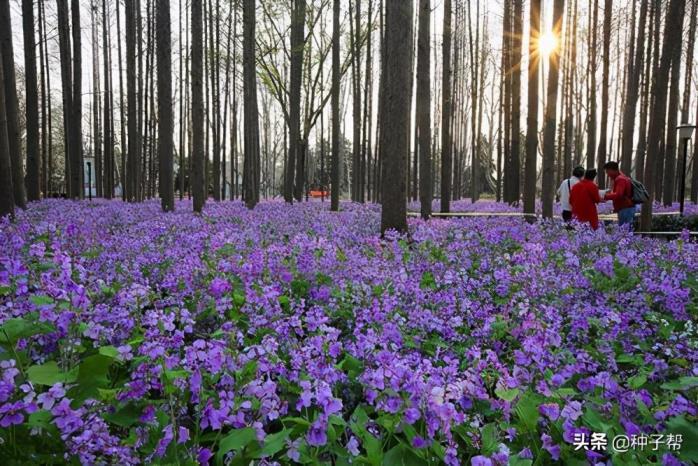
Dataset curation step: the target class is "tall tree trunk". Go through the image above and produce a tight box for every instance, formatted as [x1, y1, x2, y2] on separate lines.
[595, 0, 611, 189]
[0, 45, 14, 218]
[331, 0, 340, 211]
[621, 0, 647, 174]
[210, 0, 221, 201]
[191, 0, 205, 211]
[380, 0, 413, 234]
[508, 0, 522, 204]
[39, 0, 50, 194]
[92, 2, 102, 198]
[362, 0, 373, 203]
[103, 0, 113, 198]
[635, 0, 656, 182]
[23, 0, 41, 201]
[692, 98, 698, 203]
[661, 40, 682, 205]
[417, 0, 431, 219]
[541, 0, 565, 218]
[70, 0, 83, 199]
[440, 0, 452, 213]
[350, 0, 362, 202]
[523, 0, 540, 219]
[468, 0, 479, 203]
[586, 0, 598, 168]
[641, 0, 685, 230]
[125, 0, 140, 201]
[1, 0, 26, 207]
[157, 0, 174, 211]
[116, 0, 127, 200]
[243, 0, 260, 208]
[288, 0, 306, 202]
[679, 0, 696, 203]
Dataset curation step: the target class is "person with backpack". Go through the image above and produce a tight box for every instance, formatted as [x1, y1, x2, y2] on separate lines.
[557, 166, 585, 222]
[570, 169, 602, 230]
[602, 161, 636, 228]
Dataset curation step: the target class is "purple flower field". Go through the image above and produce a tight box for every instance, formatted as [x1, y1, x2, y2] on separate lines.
[1, 199, 697, 465]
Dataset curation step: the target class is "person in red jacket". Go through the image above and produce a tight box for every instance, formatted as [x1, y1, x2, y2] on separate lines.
[570, 169, 602, 229]
[603, 161, 636, 228]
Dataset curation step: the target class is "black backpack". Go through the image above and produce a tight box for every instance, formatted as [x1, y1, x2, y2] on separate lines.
[630, 178, 649, 204]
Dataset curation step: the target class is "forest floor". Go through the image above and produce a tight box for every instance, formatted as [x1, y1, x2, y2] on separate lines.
[0, 199, 696, 465]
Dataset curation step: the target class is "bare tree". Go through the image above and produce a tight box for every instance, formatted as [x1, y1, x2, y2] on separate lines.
[0, 45, 14, 218]
[586, 0, 598, 168]
[103, 0, 114, 198]
[126, 0, 140, 201]
[596, 0, 611, 189]
[1, 0, 26, 207]
[541, 0, 565, 218]
[192, 0, 205, 212]
[243, 0, 260, 208]
[417, 0, 431, 219]
[331, 0, 340, 211]
[287, 0, 306, 202]
[440, 0, 452, 213]
[507, 0, 522, 205]
[640, 0, 686, 230]
[661, 30, 682, 205]
[620, 0, 648, 174]
[523, 0, 540, 219]
[157, 0, 175, 211]
[380, 0, 413, 233]
[23, 0, 40, 201]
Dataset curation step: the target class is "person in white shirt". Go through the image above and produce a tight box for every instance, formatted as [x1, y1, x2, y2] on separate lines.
[557, 166, 585, 222]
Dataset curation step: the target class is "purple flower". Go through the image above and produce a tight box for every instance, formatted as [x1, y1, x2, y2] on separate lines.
[471, 455, 493, 466]
[412, 436, 429, 449]
[347, 436, 360, 456]
[178, 426, 190, 444]
[541, 434, 560, 461]
[197, 447, 213, 465]
[561, 400, 583, 421]
[209, 277, 231, 298]
[306, 418, 327, 447]
[539, 403, 560, 421]
[0, 401, 25, 427]
[155, 424, 174, 457]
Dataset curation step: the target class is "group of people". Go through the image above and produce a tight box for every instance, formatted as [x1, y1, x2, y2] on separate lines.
[557, 161, 636, 230]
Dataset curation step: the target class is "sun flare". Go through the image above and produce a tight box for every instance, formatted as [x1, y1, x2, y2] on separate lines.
[538, 31, 558, 58]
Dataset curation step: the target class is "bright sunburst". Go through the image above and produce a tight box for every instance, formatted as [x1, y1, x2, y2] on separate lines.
[538, 31, 558, 58]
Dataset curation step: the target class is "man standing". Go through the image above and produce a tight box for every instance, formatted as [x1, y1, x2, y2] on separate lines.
[557, 166, 585, 222]
[603, 161, 635, 228]
[570, 169, 602, 230]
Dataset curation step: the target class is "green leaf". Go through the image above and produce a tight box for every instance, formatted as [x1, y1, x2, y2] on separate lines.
[27, 409, 53, 430]
[481, 423, 498, 455]
[508, 456, 533, 466]
[339, 354, 364, 380]
[419, 271, 437, 290]
[103, 403, 144, 428]
[627, 374, 647, 389]
[70, 354, 116, 402]
[514, 392, 540, 433]
[582, 408, 609, 433]
[27, 361, 76, 385]
[29, 295, 55, 306]
[665, 416, 698, 462]
[660, 376, 698, 391]
[495, 387, 520, 402]
[216, 427, 257, 463]
[382, 444, 427, 466]
[98, 345, 121, 360]
[251, 429, 290, 458]
[0, 317, 53, 344]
